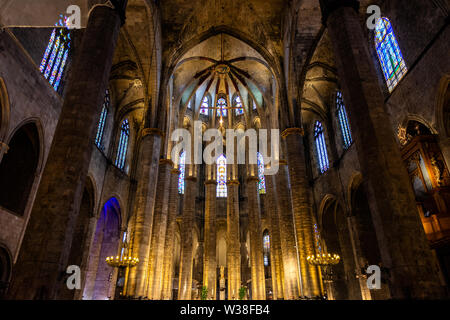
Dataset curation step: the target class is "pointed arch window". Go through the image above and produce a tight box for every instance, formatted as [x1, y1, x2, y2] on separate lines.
[257, 152, 266, 194]
[187, 100, 192, 110]
[313, 223, 322, 254]
[263, 230, 270, 267]
[336, 91, 352, 149]
[39, 15, 71, 91]
[95, 90, 110, 149]
[235, 96, 244, 115]
[253, 100, 257, 110]
[217, 154, 227, 197]
[178, 151, 186, 194]
[115, 119, 130, 170]
[200, 96, 209, 115]
[375, 17, 407, 92]
[314, 121, 329, 174]
[217, 98, 227, 117]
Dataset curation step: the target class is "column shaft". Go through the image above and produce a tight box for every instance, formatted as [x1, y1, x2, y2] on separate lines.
[161, 169, 180, 299]
[227, 182, 241, 300]
[247, 176, 266, 300]
[284, 132, 321, 297]
[147, 160, 172, 299]
[8, 5, 122, 299]
[178, 176, 197, 300]
[203, 181, 217, 299]
[127, 131, 162, 298]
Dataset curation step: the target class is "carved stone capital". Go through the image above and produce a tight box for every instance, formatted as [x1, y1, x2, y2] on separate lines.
[246, 176, 259, 183]
[227, 180, 240, 186]
[141, 128, 164, 138]
[159, 159, 174, 166]
[281, 127, 304, 138]
[205, 180, 217, 185]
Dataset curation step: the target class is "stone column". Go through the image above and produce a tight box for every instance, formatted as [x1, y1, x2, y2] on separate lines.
[178, 173, 197, 300]
[8, 5, 123, 299]
[126, 129, 162, 298]
[282, 129, 321, 298]
[265, 174, 284, 300]
[275, 161, 301, 299]
[161, 167, 180, 300]
[227, 180, 241, 300]
[246, 175, 266, 300]
[203, 179, 217, 299]
[147, 159, 172, 299]
[320, 0, 444, 298]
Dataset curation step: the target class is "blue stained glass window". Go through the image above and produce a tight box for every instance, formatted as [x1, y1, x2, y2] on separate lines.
[314, 121, 329, 174]
[217, 154, 227, 197]
[235, 96, 244, 115]
[257, 152, 266, 194]
[200, 96, 209, 115]
[263, 230, 270, 267]
[40, 15, 71, 91]
[178, 151, 186, 194]
[95, 90, 110, 149]
[336, 91, 352, 149]
[375, 17, 407, 92]
[217, 98, 227, 117]
[115, 119, 130, 170]
[313, 224, 322, 254]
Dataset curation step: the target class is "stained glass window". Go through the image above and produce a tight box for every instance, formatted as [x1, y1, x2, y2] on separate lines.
[336, 91, 352, 149]
[95, 90, 110, 149]
[314, 121, 329, 174]
[115, 119, 130, 170]
[253, 100, 257, 110]
[375, 17, 407, 92]
[235, 96, 244, 115]
[217, 154, 227, 197]
[257, 152, 266, 194]
[217, 98, 227, 117]
[313, 224, 322, 254]
[200, 96, 209, 115]
[40, 15, 71, 91]
[263, 230, 270, 267]
[178, 151, 186, 194]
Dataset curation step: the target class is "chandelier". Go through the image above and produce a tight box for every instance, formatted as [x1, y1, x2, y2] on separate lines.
[307, 253, 340, 266]
[106, 233, 139, 268]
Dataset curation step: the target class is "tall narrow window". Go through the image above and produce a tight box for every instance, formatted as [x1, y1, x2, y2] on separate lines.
[217, 154, 227, 197]
[314, 121, 329, 174]
[95, 90, 110, 149]
[115, 119, 130, 170]
[263, 230, 270, 267]
[375, 17, 407, 92]
[178, 151, 186, 194]
[313, 223, 322, 254]
[257, 152, 266, 194]
[336, 91, 352, 149]
[40, 15, 71, 91]
[252, 100, 257, 110]
[200, 96, 209, 115]
[235, 96, 244, 115]
[187, 99, 192, 109]
[217, 98, 227, 117]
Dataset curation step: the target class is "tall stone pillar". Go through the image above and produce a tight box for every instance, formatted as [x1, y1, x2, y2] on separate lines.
[161, 167, 180, 300]
[126, 129, 162, 298]
[203, 179, 217, 299]
[226, 180, 241, 300]
[178, 173, 197, 300]
[275, 161, 301, 299]
[282, 129, 321, 297]
[8, 4, 124, 299]
[147, 159, 172, 299]
[265, 174, 284, 300]
[246, 176, 266, 300]
[320, 0, 444, 298]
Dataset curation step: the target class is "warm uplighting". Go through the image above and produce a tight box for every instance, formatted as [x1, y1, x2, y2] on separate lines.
[307, 253, 340, 266]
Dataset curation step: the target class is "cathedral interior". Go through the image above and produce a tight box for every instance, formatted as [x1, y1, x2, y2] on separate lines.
[0, 0, 449, 300]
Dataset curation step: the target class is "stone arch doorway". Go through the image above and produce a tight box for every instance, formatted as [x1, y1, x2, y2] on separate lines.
[0, 122, 40, 215]
[83, 197, 121, 300]
[321, 199, 361, 300]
